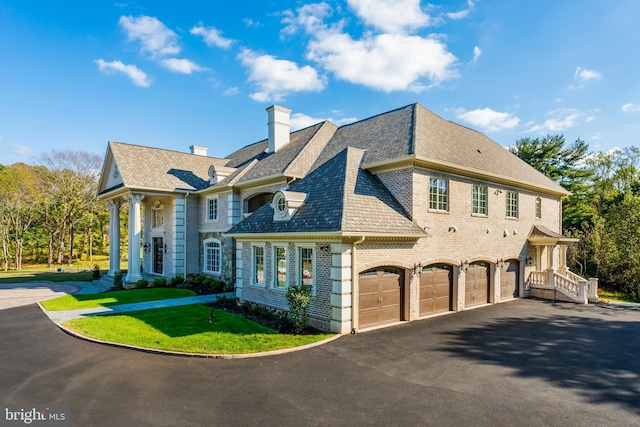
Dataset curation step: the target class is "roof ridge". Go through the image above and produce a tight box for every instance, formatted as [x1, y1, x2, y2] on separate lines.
[109, 140, 227, 161]
[284, 121, 338, 177]
[334, 103, 416, 131]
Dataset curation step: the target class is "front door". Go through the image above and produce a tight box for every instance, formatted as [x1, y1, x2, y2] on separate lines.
[153, 237, 163, 274]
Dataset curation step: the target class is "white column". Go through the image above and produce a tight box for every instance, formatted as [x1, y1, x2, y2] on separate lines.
[235, 242, 244, 298]
[125, 194, 144, 283]
[107, 199, 121, 276]
[547, 245, 557, 271]
[330, 244, 352, 334]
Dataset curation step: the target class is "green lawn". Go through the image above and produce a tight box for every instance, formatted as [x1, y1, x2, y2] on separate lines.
[64, 304, 334, 354]
[598, 289, 639, 303]
[41, 288, 196, 311]
[0, 259, 127, 284]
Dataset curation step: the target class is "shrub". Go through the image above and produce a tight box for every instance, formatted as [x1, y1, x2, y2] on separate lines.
[153, 277, 167, 287]
[135, 279, 149, 289]
[113, 271, 123, 289]
[286, 284, 313, 334]
[210, 279, 225, 291]
[193, 274, 206, 285]
[92, 264, 101, 280]
[170, 275, 185, 286]
[202, 278, 213, 288]
[215, 296, 238, 309]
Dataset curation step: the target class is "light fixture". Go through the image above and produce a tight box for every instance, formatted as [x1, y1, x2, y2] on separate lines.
[412, 262, 423, 275]
[143, 242, 150, 253]
[319, 244, 330, 252]
[526, 256, 533, 266]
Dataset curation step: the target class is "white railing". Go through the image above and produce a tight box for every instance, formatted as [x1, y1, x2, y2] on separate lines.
[554, 272, 579, 297]
[527, 270, 591, 304]
[527, 271, 546, 287]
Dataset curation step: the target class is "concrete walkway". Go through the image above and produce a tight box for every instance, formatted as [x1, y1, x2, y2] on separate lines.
[0, 280, 112, 310]
[41, 292, 235, 324]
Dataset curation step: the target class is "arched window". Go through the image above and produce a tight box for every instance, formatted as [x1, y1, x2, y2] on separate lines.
[244, 192, 273, 216]
[203, 238, 221, 274]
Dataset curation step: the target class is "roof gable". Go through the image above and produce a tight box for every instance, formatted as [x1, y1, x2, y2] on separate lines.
[98, 142, 228, 196]
[225, 122, 335, 186]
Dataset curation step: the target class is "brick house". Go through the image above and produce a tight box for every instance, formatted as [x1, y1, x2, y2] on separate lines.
[97, 103, 598, 333]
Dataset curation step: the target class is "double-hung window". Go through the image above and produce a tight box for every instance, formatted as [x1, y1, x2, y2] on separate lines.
[273, 246, 287, 289]
[429, 178, 448, 211]
[506, 191, 518, 218]
[203, 239, 221, 274]
[253, 245, 265, 286]
[472, 185, 487, 215]
[207, 197, 218, 221]
[535, 197, 542, 219]
[298, 246, 314, 293]
[152, 206, 164, 229]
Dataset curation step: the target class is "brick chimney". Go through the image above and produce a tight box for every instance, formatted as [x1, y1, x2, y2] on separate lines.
[267, 105, 291, 153]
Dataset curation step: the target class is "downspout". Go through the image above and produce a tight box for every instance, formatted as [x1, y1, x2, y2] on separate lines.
[351, 236, 366, 334]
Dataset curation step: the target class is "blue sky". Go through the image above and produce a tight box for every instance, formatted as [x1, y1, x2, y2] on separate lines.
[1, 0, 639, 166]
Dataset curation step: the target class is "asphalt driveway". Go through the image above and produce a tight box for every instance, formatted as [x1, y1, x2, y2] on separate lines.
[1, 299, 639, 426]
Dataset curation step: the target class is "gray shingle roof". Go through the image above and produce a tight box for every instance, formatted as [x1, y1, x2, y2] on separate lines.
[310, 103, 568, 195]
[104, 142, 228, 193]
[226, 147, 427, 237]
[224, 122, 331, 184]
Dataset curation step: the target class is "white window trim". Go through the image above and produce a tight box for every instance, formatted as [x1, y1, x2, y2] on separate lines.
[506, 191, 519, 219]
[295, 243, 316, 296]
[271, 244, 289, 290]
[429, 178, 449, 212]
[251, 243, 266, 288]
[151, 204, 164, 229]
[202, 237, 222, 274]
[472, 185, 488, 217]
[206, 196, 219, 222]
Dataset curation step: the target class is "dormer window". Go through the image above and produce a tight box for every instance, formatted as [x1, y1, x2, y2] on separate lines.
[272, 190, 307, 221]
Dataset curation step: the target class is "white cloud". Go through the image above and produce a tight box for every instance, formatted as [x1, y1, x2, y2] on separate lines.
[585, 116, 596, 122]
[190, 23, 234, 49]
[471, 46, 481, 63]
[574, 66, 602, 82]
[223, 87, 240, 96]
[159, 58, 206, 74]
[446, 0, 475, 20]
[456, 108, 520, 132]
[11, 143, 32, 155]
[308, 32, 456, 92]
[622, 103, 640, 112]
[527, 113, 580, 133]
[119, 15, 180, 58]
[290, 112, 357, 130]
[95, 59, 151, 87]
[281, 2, 335, 37]
[282, 3, 456, 92]
[238, 49, 326, 102]
[347, 0, 431, 33]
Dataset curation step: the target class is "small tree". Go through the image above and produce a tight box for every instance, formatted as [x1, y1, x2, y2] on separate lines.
[286, 284, 312, 334]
